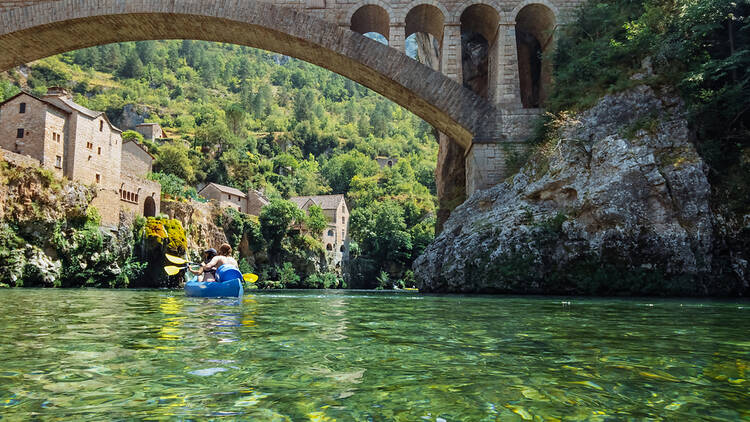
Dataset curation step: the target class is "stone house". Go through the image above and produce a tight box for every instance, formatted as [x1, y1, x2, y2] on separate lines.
[0, 88, 160, 227]
[197, 182, 248, 213]
[196, 183, 271, 217]
[289, 194, 349, 253]
[135, 122, 164, 142]
[247, 189, 269, 216]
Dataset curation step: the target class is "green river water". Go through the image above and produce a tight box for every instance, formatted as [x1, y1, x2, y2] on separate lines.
[0, 289, 748, 421]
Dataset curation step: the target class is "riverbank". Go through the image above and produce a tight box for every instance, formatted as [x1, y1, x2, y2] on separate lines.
[0, 152, 344, 288]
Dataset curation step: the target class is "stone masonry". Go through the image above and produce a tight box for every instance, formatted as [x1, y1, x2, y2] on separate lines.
[0, 89, 160, 227]
[0, 0, 584, 224]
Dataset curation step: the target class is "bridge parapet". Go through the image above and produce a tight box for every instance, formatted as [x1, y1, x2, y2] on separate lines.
[0, 0, 586, 202]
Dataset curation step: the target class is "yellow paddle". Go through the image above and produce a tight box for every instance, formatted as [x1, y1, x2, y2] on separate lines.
[164, 265, 187, 276]
[165, 254, 188, 265]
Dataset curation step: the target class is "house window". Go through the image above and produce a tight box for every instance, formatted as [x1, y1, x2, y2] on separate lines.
[95, 173, 101, 183]
[86, 142, 93, 149]
[55, 155, 62, 168]
[327, 229, 334, 237]
[99, 121, 104, 131]
[97, 146, 101, 155]
[19, 103, 26, 113]
[342, 216, 345, 224]
[16, 128, 24, 138]
[228, 194, 231, 200]
[238, 207, 241, 211]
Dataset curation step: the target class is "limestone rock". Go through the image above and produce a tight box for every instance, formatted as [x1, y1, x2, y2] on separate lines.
[414, 86, 745, 295]
[161, 199, 228, 253]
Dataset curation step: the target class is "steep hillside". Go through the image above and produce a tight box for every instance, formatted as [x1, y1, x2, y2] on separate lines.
[0, 40, 438, 286]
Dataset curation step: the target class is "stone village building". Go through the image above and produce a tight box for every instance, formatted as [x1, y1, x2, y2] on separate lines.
[0, 88, 161, 227]
[198, 181, 349, 254]
[135, 122, 164, 142]
[289, 194, 349, 254]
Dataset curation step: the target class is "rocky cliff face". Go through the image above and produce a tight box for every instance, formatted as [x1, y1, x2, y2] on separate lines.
[0, 158, 139, 287]
[414, 86, 748, 295]
[160, 199, 227, 254]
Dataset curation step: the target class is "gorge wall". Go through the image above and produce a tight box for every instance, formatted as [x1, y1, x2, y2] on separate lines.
[414, 86, 749, 295]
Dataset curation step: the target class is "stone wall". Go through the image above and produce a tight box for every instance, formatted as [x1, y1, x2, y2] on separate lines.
[0, 147, 42, 167]
[0, 93, 45, 162]
[42, 105, 66, 177]
[119, 172, 161, 219]
[121, 140, 152, 178]
[200, 184, 247, 213]
[246, 190, 269, 216]
[465, 141, 527, 194]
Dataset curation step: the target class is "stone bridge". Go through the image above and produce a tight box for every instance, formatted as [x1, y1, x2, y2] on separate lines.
[0, 0, 582, 227]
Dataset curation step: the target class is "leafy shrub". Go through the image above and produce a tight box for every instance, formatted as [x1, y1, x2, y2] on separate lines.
[305, 272, 342, 289]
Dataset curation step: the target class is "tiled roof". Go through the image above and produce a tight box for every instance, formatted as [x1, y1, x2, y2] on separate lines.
[289, 194, 345, 210]
[199, 182, 246, 198]
[40, 94, 122, 132]
[0, 91, 69, 115]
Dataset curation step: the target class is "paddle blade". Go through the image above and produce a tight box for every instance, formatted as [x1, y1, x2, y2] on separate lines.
[165, 254, 188, 265]
[243, 273, 258, 283]
[164, 265, 184, 276]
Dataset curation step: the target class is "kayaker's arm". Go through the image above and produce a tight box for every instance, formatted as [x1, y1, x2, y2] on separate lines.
[203, 256, 220, 272]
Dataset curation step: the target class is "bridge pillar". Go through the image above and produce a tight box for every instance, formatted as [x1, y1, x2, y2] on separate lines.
[441, 24, 462, 82]
[495, 23, 524, 108]
[435, 132, 466, 233]
[389, 24, 406, 52]
[464, 140, 525, 195]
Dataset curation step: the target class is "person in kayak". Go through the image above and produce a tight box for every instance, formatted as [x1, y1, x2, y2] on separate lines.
[189, 248, 217, 282]
[201, 243, 239, 281]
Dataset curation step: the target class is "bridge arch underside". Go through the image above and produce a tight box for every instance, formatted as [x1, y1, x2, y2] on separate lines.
[0, 2, 500, 148]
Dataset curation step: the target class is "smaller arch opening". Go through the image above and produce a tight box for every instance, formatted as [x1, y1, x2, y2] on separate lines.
[405, 4, 444, 70]
[515, 4, 556, 108]
[340, 244, 346, 252]
[351, 5, 390, 42]
[326, 243, 333, 251]
[460, 4, 500, 99]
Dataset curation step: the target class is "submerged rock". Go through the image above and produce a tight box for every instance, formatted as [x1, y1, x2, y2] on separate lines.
[414, 86, 745, 295]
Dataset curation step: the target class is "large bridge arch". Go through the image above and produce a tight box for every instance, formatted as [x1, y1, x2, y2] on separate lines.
[0, 0, 500, 148]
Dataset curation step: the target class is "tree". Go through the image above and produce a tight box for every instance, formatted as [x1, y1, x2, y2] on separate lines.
[147, 172, 196, 199]
[259, 199, 305, 256]
[321, 150, 379, 193]
[349, 200, 413, 281]
[154, 141, 195, 183]
[119, 50, 145, 79]
[305, 205, 328, 238]
[121, 130, 145, 144]
[224, 102, 247, 136]
[293, 88, 317, 122]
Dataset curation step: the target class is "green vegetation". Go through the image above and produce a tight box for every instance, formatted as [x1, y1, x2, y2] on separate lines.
[0, 39, 439, 287]
[544, 0, 748, 214]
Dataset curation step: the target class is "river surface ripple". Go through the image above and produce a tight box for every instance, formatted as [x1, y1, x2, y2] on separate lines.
[0, 289, 748, 420]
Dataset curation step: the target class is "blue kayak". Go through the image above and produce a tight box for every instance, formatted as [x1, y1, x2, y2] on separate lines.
[184, 265, 244, 298]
